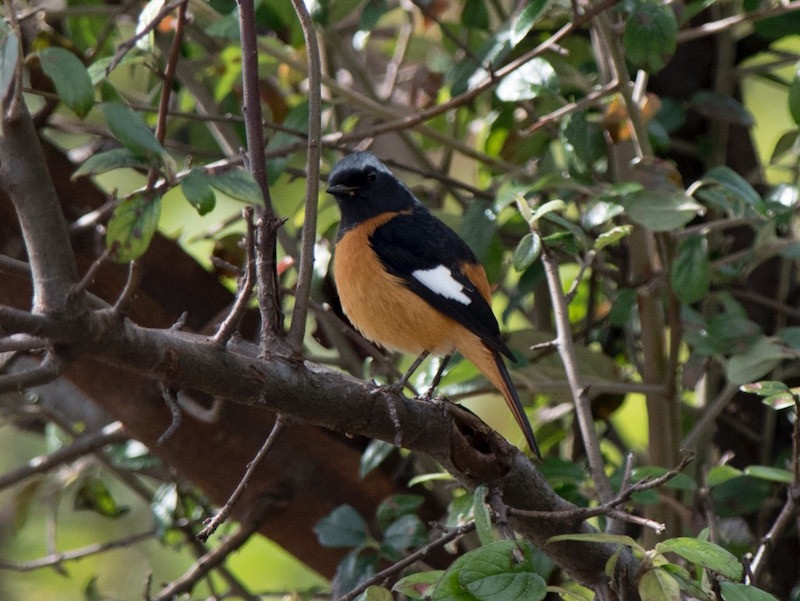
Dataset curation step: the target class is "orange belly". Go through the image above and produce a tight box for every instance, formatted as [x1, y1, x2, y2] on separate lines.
[334, 213, 462, 355]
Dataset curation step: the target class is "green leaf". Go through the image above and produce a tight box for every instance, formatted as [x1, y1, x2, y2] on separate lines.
[770, 130, 800, 164]
[621, 190, 703, 232]
[74, 477, 129, 518]
[496, 57, 558, 102]
[510, 0, 551, 46]
[84, 575, 103, 601]
[609, 288, 636, 327]
[788, 64, 800, 126]
[743, 465, 793, 484]
[725, 337, 791, 385]
[779, 327, 800, 349]
[710, 476, 771, 517]
[451, 31, 511, 96]
[560, 111, 605, 176]
[473, 484, 494, 545]
[181, 169, 217, 215]
[107, 440, 160, 471]
[72, 148, 150, 179]
[623, 0, 678, 73]
[595, 225, 631, 250]
[513, 233, 542, 272]
[705, 465, 742, 488]
[720, 582, 780, 601]
[381, 514, 427, 560]
[671, 234, 709, 304]
[0, 30, 20, 103]
[375, 494, 424, 531]
[637, 568, 680, 601]
[360, 439, 396, 479]
[458, 541, 547, 601]
[359, 0, 388, 31]
[210, 169, 264, 204]
[356, 586, 393, 601]
[106, 193, 161, 263]
[38, 47, 94, 118]
[691, 91, 754, 127]
[461, 0, 489, 30]
[333, 549, 378, 598]
[700, 166, 762, 209]
[103, 103, 164, 159]
[656, 537, 742, 580]
[740, 380, 789, 396]
[314, 504, 368, 548]
[393, 571, 446, 599]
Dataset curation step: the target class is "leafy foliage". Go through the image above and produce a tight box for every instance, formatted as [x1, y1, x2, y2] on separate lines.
[1, 0, 800, 598]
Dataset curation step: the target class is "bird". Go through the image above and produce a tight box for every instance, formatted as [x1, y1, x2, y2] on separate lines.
[327, 151, 541, 459]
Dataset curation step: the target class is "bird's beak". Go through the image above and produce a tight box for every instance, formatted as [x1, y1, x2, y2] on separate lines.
[326, 184, 356, 197]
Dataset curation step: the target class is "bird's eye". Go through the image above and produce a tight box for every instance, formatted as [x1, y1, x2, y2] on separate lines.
[366, 170, 377, 183]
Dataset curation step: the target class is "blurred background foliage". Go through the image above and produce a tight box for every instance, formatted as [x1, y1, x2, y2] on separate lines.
[1, 0, 800, 597]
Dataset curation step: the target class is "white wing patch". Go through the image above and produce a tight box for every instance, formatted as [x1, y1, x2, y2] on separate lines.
[412, 265, 471, 305]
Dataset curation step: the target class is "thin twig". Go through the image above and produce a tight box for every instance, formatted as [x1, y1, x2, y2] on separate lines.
[508, 453, 694, 531]
[112, 260, 141, 315]
[236, 0, 272, 214]
[287, 0, 322, 351]
[0, 334, 48, 353]
[212, 208, 257, 347]
[0, 528, 157, 571]
[70, 249, 109, 299]
[157, 384, 182, 445]
[197, 415, 287, 542]
[541, 245, 614, 503]
[0, 351, 64, 394]
[336, 523, 477, 601]
[0, 421, 127, 491]
[749, 488, 799, 583]
[105, 0, 186, 74]
[152, 501, 273, 601]
[678, 0, 800, 42]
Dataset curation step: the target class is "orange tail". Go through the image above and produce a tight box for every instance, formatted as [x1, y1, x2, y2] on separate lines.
[458, 338, 541, 459]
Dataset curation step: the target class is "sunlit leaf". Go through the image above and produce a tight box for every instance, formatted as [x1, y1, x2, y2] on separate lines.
[496, 58, 558, 102]
[472, 484, 494, 545]
[511, 0, 551, 45]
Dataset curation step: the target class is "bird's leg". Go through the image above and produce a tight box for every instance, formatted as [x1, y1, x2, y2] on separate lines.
[421, 354, 452, 401]
[394, 350, 429, 393]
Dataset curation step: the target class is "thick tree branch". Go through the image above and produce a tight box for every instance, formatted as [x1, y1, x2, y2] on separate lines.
[0, 101, 80, 314]
[0, 303, 640, 594]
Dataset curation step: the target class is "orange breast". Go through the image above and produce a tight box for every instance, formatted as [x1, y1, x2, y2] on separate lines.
[334, 212, 463, 355]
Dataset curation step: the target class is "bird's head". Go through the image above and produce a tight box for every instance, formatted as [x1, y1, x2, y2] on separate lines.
[326, 152, 417, 223]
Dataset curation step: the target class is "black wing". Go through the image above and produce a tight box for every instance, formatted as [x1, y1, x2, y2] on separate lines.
[370, 207, 513, 359]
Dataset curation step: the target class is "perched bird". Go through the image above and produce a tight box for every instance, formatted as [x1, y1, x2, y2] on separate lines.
[327, 152, 541, 459]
